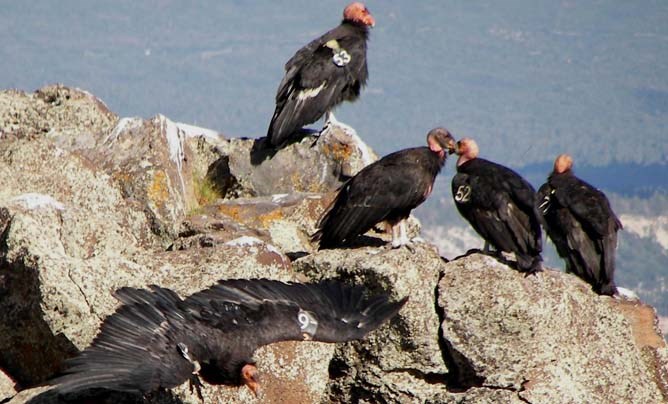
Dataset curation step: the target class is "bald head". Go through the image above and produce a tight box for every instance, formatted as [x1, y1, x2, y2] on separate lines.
[427, 127, 456, 155]
[343, 2, 375, 26]
[241, 363, 259, 397]
[553, 154, 573, 174]
[455, 138, 479, 166]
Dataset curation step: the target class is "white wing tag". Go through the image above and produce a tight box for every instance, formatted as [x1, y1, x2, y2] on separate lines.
[325, 39, 351, 67]
[454, 185, 472, 203]
[297, 309, 319, 340]
[333, 50, 351, 67]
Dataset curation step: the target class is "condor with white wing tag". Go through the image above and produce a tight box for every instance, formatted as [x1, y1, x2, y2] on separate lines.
[266, 3, 375, 149]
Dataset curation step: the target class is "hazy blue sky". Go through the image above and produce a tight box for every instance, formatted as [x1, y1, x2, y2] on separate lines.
[2, 1, 667, 166]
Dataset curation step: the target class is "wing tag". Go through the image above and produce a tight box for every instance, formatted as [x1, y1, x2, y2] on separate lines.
[325, 39, 351, 67]
[538, 189, 555, 214]
[177, 342, 201, 374]
[297, 309, 319, 340]
[333, 50, 351, 67]
[454, 185, 472, 203]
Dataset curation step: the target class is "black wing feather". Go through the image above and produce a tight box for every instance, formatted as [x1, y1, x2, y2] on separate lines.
[537, 172, 621, 294]
[184, 279, 407, 345]
[453, 158, 542, 271]
[314, 148, 440, 247]
[49, 280, 406, 396]
[268, 23, 369, 147]
[50, 286, 195, 395]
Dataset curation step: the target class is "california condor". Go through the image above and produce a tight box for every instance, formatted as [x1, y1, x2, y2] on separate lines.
[536, 154, 622, 295]
[452, 138, 543, 274]
[46, 279, 406, 399]
[267, 2, 374, 148]
[313, 127, 455, 249]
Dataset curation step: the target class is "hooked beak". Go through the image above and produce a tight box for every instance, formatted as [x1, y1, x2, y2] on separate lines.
[241, 363, 260, 398]
[446, 138, 457, 155]
[246, 381, 260, 398]
[451, 140, 461, 155]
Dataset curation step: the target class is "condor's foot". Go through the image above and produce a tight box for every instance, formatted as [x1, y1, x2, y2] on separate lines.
[520, 257, 543, 277]
[188, 374, 204, 402]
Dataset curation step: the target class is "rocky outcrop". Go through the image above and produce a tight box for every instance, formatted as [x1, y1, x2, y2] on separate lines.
[294, 244, 451, 403]
[1, 86, 667, 404]
[1, 369, 16, 403]
[439, 254, 668, 403]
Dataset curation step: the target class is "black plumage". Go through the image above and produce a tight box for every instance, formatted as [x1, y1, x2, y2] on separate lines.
[536, 154, 622, 295]
[47, 279, 406, 398]
[267, 2, 374, 148]
[452, 138, 543, 273]
[313, 128, 455, 249]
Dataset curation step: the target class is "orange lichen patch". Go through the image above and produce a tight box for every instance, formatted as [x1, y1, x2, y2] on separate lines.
[111, 171, 133, 185]
[218, 204, 243, 222]
[290, 172, 305, 192]
[257, 209, 284, 228]
[322, 142, 353, 162]
[613, 299, 665, 349]
[147, 170, 170, 208]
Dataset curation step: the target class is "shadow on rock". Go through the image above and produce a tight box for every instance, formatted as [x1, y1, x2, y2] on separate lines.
[249, 129, 319, 166]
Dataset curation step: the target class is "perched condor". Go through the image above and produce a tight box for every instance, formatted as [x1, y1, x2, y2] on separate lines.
[46, 279, 406, 399]
[536, 154, 622, 295]
[266, 2, 374, 148]
[452, 138, 543, 274]
[313, 127, 456, 249]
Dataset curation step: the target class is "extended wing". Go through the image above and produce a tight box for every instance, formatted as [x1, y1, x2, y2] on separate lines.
[183, 279, 407, 346]
[49, 286, 197, 395]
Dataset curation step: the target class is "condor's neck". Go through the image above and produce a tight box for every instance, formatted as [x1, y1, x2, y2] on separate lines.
[457, 155, 477, 168]
[340, 20, 370, 39]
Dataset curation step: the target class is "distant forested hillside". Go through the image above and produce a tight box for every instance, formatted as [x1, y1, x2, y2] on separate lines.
[2, 1, 667, 167]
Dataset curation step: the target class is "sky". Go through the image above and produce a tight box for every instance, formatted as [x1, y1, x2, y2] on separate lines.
[2, 1, 667, 167]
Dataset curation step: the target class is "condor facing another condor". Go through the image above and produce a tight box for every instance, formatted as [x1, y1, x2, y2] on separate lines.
[452, 138, 543, 274]
[536, 154, 622, 295]
[267, 2, 374, 149]
[313, 128, 456, 249]
[45, 279, 406, 399]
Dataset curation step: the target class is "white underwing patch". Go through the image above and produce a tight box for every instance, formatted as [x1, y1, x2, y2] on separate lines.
[297, 82, 327, 101]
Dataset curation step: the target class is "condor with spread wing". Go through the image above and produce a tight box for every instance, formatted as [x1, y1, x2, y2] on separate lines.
[536, 154, 622, 295]
[47, 279, 406, 399]
[452, 138, 543, 274]
[267, 2, 374, 148]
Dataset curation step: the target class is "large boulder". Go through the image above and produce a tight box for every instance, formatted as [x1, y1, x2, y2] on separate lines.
[438, 253, 668, 403]
[0, 84, 116, 142]
[220, 123, 377, 197]
[1, 369, 16, 403]
[177, 193, 331, 255]
[0, 196, 334, 403]
[293, 244, 452, 402]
